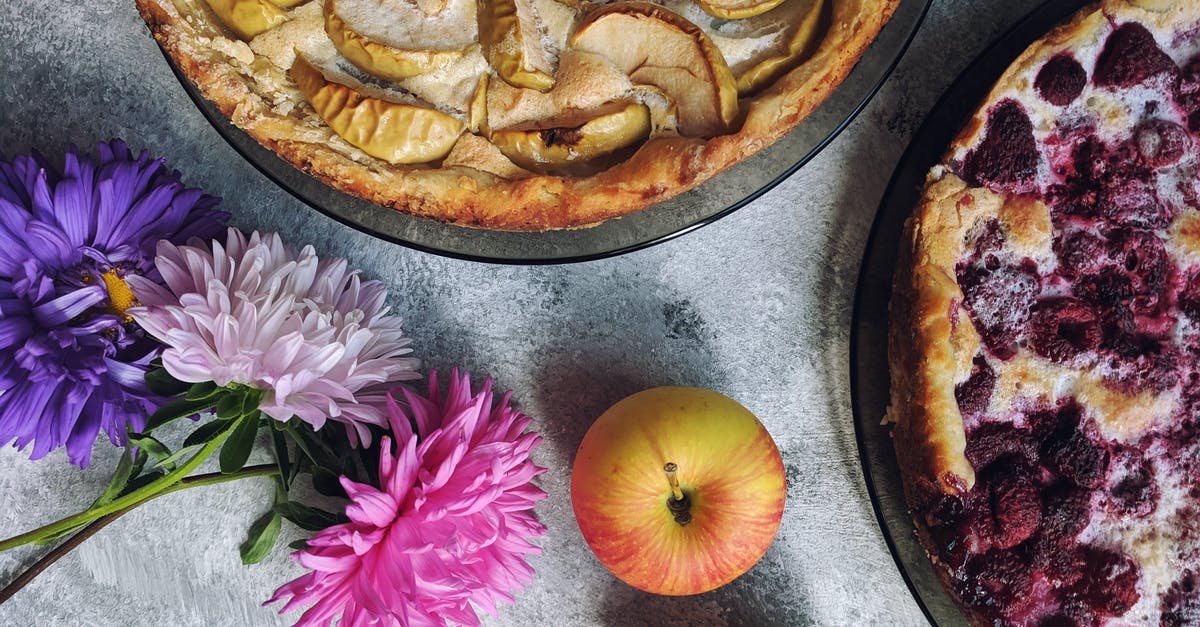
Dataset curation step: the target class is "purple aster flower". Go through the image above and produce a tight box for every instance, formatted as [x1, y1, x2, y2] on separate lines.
[0, 140, 227, 467]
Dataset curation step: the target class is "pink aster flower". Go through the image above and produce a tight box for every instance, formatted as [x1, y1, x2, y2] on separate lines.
[126, 228, 419, 445]
[268, 370, 547, 627]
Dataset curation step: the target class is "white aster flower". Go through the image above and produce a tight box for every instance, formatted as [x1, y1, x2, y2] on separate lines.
[127, 228, 419, 445]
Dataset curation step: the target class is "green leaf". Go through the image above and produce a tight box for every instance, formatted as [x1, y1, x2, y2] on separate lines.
[272, 429, 293, 491]
[127, 434, 174, 471]
[145, 395, 220, 433]
[91, 448, 142, 509]
[239, 509, 282, 565]
[145, 367, 190, 398]
[215, 392, 243, 421]
[148, 443, 204, 472]
[184, 380, 221, 402]
[241, 388, 264, 415]
[182, 418, 234, 448]
[287, 538, 309, 551]
[219, 411, 262, 474]
[273, 502, 348, 531]
[311, 467, 347, 498]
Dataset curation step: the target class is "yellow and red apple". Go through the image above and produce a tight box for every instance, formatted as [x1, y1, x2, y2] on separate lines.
[571, 386, 787, 595]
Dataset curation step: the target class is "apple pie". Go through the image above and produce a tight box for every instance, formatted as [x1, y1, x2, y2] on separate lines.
[135, 0, 896, 230]
[889, 1, 1200, 624]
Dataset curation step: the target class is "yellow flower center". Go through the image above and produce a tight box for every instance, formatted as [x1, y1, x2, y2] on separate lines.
[100, 269, 138, 319]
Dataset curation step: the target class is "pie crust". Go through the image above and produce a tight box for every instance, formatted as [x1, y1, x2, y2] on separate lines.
[135, 0, 897, 231]
[890, 1, 1200, 623]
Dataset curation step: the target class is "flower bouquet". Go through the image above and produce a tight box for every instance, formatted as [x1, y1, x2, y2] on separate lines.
[0, 141, 547, 626]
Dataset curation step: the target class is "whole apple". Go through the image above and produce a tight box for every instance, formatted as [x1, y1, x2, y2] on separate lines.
[571, 386, 787, 595]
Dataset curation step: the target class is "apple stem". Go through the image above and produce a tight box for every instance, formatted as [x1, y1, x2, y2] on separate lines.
[663, 462, 692, 526]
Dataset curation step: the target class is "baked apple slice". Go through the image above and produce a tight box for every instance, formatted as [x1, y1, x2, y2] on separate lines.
[490, 100, 651, 173]
[735, 0, 826, 95]
[569, 2, 738, 137]
[203, 0, 288, 40]
[479, 0, 558, 91]
[695, 0, 785, 20]
[290, 54, 465, 164]
[324, 0, 475, 80]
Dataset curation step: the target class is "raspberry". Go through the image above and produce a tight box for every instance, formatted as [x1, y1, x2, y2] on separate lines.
[1072, 547, 1141, 617]
[1133, 119, 1191, 168]
[957, 259, 1042, 359]
[1180, 270, 1200, 322]
[955, 354, 996, 419]
[956, 549, 1035, 622]
[1104, 451, 1161, 514]
[1093, 22, 1178, 88]
[961, 99, 1040, 192]
[1047, 134, 1160, 226]
[1027, 299, 1102, 362]
[1054, 229, 1107, 277]
[967, 218, 1006, 258]
[1106, 228, 1170, 315]
[965, 420, 1038, 470]
[984, 460, 1043, 549]
[1074, 267, 1135, 329]
[1041, 423, 1110, 489]
[1101, 333, 1180, 394]
[1175, 56, 1200, 132]
[1161, 570, 1200, 626]
[1099, 173, 1172, 229]
[1036, 54, 1088, 106]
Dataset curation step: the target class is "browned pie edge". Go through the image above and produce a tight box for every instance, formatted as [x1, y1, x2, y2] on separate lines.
[133, 0, 897, 231]
[887, 0, 1200, 621]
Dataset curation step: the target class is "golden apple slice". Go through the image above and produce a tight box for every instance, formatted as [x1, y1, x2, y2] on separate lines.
[469, 74, 489, 134]
[325, 0, 474, 80]
[695, 0, 785, 20]
[479, 0, 557, 92]
[290, 55, 465, 164]
[569, 2, 738, 137]
[735, 0, 826, 95]
[490, 101, 651, 173]
[267, 0, 307, 8]
[203, 0, 288, 40]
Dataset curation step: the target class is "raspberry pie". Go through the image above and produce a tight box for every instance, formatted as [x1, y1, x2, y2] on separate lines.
[889, 1, 1200, 624]
[135, 0, 895, 230]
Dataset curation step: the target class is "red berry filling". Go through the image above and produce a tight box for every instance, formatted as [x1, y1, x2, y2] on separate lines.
[956, 354, 997, 419]
[1036, 54, 1088, 106]
[961, 99, 1040, 192]
[924, 401, 1142, 624]
[1100, 333, 1180, 395]
[1175, 56, 1200, 132]
[1134, 120, 1191, 168]
[1093, 22, 1178, 88]
[957, 257, 1041, 359]
[1027, 299, 1102, 363]
[1106, 447, 1158, 517]
[1072, 547, 1142, 616]
[1162, 570, 1200, 626]
[932, 16, 1200, 624]
[1179, 270, 1200, 322]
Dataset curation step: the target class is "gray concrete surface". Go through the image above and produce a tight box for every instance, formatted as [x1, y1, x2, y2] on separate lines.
[0, 1, 1043, 625]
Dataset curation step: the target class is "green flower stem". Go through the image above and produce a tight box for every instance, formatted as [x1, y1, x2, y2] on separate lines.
[0, 426, 236, 552]
[0, 464, 278, 605]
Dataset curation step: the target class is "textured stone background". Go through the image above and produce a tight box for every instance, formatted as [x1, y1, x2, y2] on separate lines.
[0, 1, 1043, 625]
